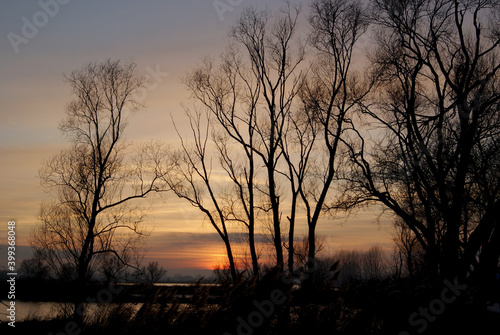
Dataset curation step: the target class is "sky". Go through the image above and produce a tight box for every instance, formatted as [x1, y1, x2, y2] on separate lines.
[0, 0, 394, 277]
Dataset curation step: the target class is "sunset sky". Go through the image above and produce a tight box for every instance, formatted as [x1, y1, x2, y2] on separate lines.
[0, 1, 394, 276]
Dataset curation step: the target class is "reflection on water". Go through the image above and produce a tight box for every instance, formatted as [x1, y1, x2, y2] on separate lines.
[1, 301, 65, 322]
[0, 301, 144, 322]
[1, 283, 216, 322]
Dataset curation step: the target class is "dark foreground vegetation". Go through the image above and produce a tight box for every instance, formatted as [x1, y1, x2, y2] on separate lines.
[2, 268, 499, 335]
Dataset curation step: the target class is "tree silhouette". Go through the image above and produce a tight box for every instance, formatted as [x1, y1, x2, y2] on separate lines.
[176, 4, 306, 277]
[136, 261, 167, 285]
[339, 0, 500, 282]
[166, 108, 239, 282]
[32, 59, 168, 323]
[230, 4, 305, 272]
[297, 0, 371, 272]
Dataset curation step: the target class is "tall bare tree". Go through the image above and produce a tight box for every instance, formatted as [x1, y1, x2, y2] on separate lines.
[183, 51, 261, 277]
[178, 4, 305, 275]
[296, 0, 370, 272]
[229, 4, 305, 272]
[33, 59, 168, 322]
[339, 0, 500, 281]
[280, 103, 318, 274]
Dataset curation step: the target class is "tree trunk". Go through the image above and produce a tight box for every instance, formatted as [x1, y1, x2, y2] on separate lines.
[248, 162, 259, 278]
[288, 204, 296, 275]
[424, 232, 439, 279]
[269, 165, 284, 271]
[441, 212, 461, 280]
[307, 224, 316, 273]
[73, 263, 88, 325]
[224, 238, 237, 282]
[248, 223, 259, 277]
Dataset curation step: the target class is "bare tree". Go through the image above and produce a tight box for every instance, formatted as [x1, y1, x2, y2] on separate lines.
[339, 0, 500, 281]
[334, 249, 363, 284]
[333, 246, 387, 284]
[296, 0, 370, 272]
[178, 4, 306, 276]
[19, 254, 49, 281]
[361, 245, 387, 280]
[136, 261, 167, 285]
[167, 108, 239, 282]
[281, 105, 318, 274]
[32, 59, 168, 323]
[230, 4, 305, 272]
[183, 51, 261, 277]
[292, 235, 325, 271]
[392, 218, 425, 279]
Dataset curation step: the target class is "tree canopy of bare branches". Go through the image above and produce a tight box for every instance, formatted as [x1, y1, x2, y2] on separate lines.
[339, 0, 500, 282]
[33, 59, 168, 321]
[175, 0, 373, 279]
[173, 4, 306, 279]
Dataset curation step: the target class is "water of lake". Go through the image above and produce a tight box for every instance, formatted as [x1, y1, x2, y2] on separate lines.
[1, 301, 144, 322]
[1, 283, 218, 322]
[2, 301, 67, 322]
